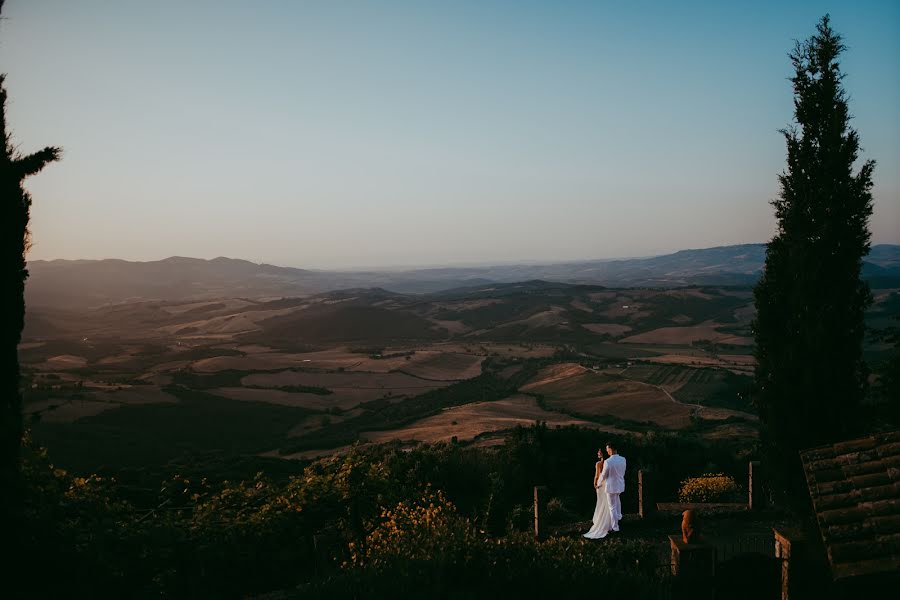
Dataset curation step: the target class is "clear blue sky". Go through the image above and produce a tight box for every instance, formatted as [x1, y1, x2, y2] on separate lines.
[2, 0, 898, 268]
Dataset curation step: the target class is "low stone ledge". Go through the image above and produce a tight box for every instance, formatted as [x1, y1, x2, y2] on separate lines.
[669, 534, 716, 578]
[657, 502, 748, 514]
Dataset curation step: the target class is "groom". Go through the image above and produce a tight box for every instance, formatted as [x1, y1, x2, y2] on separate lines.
[599, 440, 626, 532]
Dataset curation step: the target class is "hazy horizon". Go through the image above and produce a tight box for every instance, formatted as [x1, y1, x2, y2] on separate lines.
[28, 241, 762, 271]
[4, 1, 899, 269]
[28, 240, 900, 275]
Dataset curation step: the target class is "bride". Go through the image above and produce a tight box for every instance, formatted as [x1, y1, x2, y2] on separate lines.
[583, 448, 613, 539]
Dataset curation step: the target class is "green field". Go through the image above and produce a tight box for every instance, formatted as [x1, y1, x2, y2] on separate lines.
[623, 363, 755, 412]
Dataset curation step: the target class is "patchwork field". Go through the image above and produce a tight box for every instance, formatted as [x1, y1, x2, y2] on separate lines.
[644, 353, 753, 373]
[361, 394, 626, 444]
[30, 388, 315, 474]
[241, 370, 446, 392]
[191, 350, 365, 372]
[488, 306, 571, 332]
[570, 299, 594, 313]
[472, 343, 558, 358]
[37, 354, 89, 370]
[619, 364, 755, 413]
[18, 248, 900, 512]
[237, 369, 449, 409]
[620, 321, 753, 345]
[30, 279, 893, 475]
[581, 323, 633, 336]
[157, 306, 301, 337]
[158, 299, 257, 315]
[520, 363, 694, 429]
[24, 385, 180, 423]
[701, 421, 762, 440]
[24, 398, 120, 423]
[397, 352, 485, 380]
[212, 387, 345, 410]
[696, 406, 759, 422]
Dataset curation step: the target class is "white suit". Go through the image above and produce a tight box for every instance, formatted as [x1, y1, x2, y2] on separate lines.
[599, 453, 626, 531]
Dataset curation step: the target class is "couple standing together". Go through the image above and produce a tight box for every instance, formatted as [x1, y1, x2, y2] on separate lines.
[583, 441, 626, 540]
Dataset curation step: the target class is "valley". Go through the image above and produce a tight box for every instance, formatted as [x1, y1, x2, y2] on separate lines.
[19, 275, 898, 485]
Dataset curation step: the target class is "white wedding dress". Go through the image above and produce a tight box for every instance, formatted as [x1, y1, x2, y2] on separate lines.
[583, 470, 613, 539]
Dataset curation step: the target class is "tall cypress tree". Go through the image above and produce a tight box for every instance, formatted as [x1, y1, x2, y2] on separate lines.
[753, 15, 874, 489]
[1, 0, 61, 517]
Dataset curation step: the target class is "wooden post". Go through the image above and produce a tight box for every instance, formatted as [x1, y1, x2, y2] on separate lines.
[669, 535, 715, 600]
[638, 469, 655, 519]
[774, 528, 808, 600]
[533, 485, 548, 541]
[749, 461, 763, 509]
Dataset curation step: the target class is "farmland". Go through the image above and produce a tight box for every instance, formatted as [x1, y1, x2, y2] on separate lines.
[18, 280, 897, 484]
[361, 394, 626, 445]
[521, 363, 693, 429]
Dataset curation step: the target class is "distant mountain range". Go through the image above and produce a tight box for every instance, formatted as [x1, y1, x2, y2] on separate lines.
[26, 243, 900, 308]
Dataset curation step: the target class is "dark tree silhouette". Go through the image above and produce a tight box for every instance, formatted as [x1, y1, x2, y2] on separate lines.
[1, 0, 61, 517]
[753, 15, 874, 492]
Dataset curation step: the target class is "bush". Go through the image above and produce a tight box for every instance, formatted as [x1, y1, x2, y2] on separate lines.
[678, 473, 742, 503]
[300, 490, 667, 599]
[546, 496, 580, 526]
[349, 488, 477, 570]
[19, 424, 743, 598]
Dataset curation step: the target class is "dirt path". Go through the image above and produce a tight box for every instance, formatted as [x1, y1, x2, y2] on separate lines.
[621, 376, 705, 417]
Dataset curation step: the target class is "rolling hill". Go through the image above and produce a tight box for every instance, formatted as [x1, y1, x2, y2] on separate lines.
[25, 243, 900, 308]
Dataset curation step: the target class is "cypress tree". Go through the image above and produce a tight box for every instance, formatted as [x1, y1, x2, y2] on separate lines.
[1, 0, 61, 517]
[753, 15, 874, 492]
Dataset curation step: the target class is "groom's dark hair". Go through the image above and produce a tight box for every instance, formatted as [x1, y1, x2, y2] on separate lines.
[606, 440, 617, 451]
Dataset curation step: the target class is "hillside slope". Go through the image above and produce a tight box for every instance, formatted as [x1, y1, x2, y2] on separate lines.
[26, 244, 900, 307]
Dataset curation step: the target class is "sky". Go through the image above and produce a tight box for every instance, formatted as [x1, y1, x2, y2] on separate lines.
[2, 1, 898, 269]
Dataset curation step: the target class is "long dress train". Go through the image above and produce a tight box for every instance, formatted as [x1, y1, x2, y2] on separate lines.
[583, 479, 613, 539]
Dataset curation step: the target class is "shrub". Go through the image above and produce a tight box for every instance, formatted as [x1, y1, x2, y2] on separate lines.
[350, 488, 477, 570]
[678, 473, 742, 503]
[545, 496, 580, 525]
[506, 502, 532, 533]
[303, 490, 667, 599]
